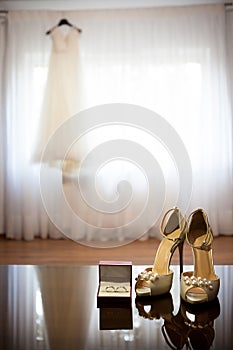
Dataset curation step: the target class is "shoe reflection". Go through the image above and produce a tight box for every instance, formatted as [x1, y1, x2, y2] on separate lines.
[135, 293, 174, 320]
[135, 295, 220, 350]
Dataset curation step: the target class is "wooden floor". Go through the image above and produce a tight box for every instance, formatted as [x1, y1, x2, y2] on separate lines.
[0, 235, 232, 265]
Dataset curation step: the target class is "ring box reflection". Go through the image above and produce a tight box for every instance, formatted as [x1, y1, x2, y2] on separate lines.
[97, 260, 132, 307]
[99, 307, 133, 330]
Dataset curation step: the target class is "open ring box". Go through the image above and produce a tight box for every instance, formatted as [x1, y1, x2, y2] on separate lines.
[97, 260, 132, 307]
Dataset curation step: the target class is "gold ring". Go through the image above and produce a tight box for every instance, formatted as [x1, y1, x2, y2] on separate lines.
[115, 286, 128, 293]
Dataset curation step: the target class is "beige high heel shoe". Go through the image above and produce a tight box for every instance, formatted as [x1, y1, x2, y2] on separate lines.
[135, 207, 187, 297]
[180, 208, 220, 304]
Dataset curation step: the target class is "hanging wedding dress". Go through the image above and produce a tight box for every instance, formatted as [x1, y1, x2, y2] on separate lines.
[33, 25, 83, 165]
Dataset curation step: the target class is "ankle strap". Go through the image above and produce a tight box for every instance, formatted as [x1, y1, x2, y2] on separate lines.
[160, 207, 186, 241]
[187, 208, 213, 250]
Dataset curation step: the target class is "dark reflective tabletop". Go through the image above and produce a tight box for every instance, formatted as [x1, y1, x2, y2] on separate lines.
[0, 265, 232, 350]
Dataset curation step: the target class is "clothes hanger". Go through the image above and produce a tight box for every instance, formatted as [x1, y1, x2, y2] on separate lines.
[46, 18, 82, 35]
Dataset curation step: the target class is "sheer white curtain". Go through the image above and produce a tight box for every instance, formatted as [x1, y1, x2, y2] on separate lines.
[2, 5, 233, 242]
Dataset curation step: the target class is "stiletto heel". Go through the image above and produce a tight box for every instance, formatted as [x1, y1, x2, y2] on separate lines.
[178, 239, 184, 275]
[180, 208, 220, 304]
[135, 207, 187, 297]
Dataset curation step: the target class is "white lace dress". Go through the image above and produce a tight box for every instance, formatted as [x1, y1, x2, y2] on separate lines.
[33, 26, 82, 163]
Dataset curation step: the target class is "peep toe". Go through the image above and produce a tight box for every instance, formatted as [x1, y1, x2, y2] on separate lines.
[135, 207, 187, 297]
[180, 208, 220, 304]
